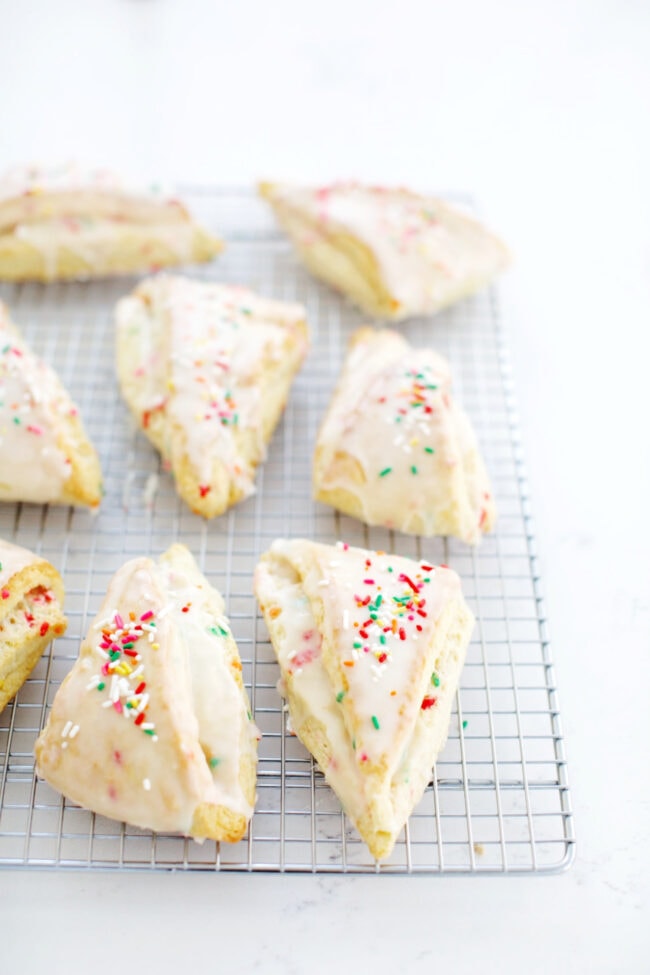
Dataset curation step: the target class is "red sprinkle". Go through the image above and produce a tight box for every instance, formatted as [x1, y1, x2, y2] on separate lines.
[363, 578, 375, 585]
[421, 696, 437, 710]
[134, 712, 145, 726]
[39, 622, 50, 637]
[135, 682, 146, 695]
[400, 574, 419, 594]
[378, 652, 388, 664]
[421, 564, 434, 571]
[399, 627, 406, 641]
[199, 484, 211, 498]
[1, 589, 9, 600]
[123, 649, 138, 657]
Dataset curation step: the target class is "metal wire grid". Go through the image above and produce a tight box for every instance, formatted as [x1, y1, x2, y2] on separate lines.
[0, 188, 574, 874]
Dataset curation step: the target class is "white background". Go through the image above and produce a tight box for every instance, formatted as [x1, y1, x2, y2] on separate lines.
[1, 0, 649, 971]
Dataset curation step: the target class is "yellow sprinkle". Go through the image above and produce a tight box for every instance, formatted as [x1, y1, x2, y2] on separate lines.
[152, 642, 160, 650]
[409, 437, 419, 447]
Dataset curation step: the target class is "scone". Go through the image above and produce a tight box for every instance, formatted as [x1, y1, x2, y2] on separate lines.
[260, 180, 509, 320]
[255, 538, 474, 860]
[0, 539, 67, 712]
[35, 544, 259, 843]
[116, 274, 308, 518]
[0, 303, 103, 507]
[313, 327, 495, 544]
[0, 163, 221, 282]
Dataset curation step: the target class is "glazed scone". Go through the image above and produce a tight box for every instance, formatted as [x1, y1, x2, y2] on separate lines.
[313, 327, 495, 544]
[116, 274, 308, 518]
[0, 163, 221, 281]
[35, 544, 259, 843]
[255, 538, 474, 860]
[0, 303, 103, 507]
[0, 538, 67, 712]
[260, 180, 509, 321]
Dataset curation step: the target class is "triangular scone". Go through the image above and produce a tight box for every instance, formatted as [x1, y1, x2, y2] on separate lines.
[0, 303, 103, 507]
[35, 544, 259, 842]
[313, 327, 495, 544]
[255, 538, 474, 860]
[116, 274, 308, 518]
[0, 163, 221, 282]
[0, 538, 67, 712]
[260, 180, 510, 321]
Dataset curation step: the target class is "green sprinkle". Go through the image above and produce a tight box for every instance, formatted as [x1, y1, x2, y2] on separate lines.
[336, 691, 346, 703]
[387, 566, 394, 573]
[13, 416, 20, 425]
[379, 467, 392, 478]
[431, 672, 440, 687]
[122, 642, 134, 649]
[109, 650, 120, 661]
[369, 613, 377, 621]
[96, 681, 105, 691]
[424, 577, 431, 583]
[126, 701, 133, 709]
[375, 594, 383, 608]
[462, 720, 468, 729]
[411, 465, 418, 475]
[352, 738, 356, 750]
[247, 711, 253, 721]
[209, 627, 218, 635]
[1, 345, 10, 354]
[353, 641, 362, 649]
[379, 634, 387, 645]
[144, 728, 156, 736]
[209, 757, 221, 769]
[371, 715, 380, 730]
[424, 446, 435, 454]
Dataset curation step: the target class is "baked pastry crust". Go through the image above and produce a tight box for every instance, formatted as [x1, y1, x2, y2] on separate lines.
[0, 164, 221, 282]
[116, 274, 308, 518]
[255, 538, 474, 860]
[313, 327, 495, 544]
[0, 303, 103, 507]
[35, 544, 259, 843]
[260, 180, 510, 320]
[0, 538, 67, 712]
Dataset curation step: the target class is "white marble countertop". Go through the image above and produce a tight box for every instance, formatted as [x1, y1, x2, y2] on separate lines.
[0, 1, 648, 971]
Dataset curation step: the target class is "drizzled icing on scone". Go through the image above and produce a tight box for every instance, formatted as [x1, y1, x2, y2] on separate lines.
[305, 541, 459, 768]
[264, 181, 510, 317]
[315, 328, 495, 543]
[117, 275, 306, 503]
[0, 307, 76, 502]
[35, 549, 258, 834]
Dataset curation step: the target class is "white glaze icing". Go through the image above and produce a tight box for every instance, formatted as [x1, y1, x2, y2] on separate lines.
[315, 329, 494, 542]
[0, 163, 188, 232]
[35, 546, 257, 835]
[0, 307, 75, 503]
[116, 275, 306, 496]
[271, 539, 460, 770]
[255, 538, 474, 854]
[0, 164, 214, 281]
[266, 181, 510, 317]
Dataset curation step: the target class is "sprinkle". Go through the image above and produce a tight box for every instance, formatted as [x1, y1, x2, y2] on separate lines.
[431, 672, 440, 686]
[209, 757, 220, 769]
[39, 622, 50, 637]
[462, 720, 468, 729]
[379, 467, 392, 477]
[140, 610, 154, 622]
[61, 720, 73, 738]
[143, 778, 151, 791]
[363, 579, 375, 585]
[336, 691, 346, 703]
[371, 715, 380, 730]
[269, 606, 282, 619]
[421, 696, 437, 710]
[424, 446, 435, 454]
[68, 724, 80, 739]
[343, 660, 355, 667]
[134, 712, 145, 726]
[1, 589, 9, 599]
[411, 465, 418, 475]
[114, 613, 124, 629]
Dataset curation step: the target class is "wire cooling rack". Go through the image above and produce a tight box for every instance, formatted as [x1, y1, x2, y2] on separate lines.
[0, 188, 574, 874]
